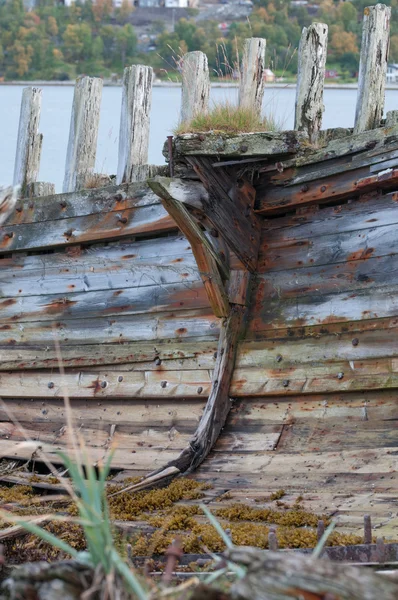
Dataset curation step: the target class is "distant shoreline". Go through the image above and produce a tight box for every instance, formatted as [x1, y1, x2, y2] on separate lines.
[2, 79, 398, 90]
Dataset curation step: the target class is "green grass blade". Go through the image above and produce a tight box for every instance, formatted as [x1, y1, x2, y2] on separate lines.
[312, 521, 336, 559]
[200, 503, 233, 549]
[111, 548, 148, 600]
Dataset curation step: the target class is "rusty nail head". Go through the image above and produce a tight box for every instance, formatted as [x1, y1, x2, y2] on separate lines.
[282, 380, 289, 388]
[155, 357, 161, 366]
[60, 201, 67, 208]
[161, 380, 167, 388]
[117, 376, 123, 383]
[65, 230, 73, 237]
[197, 386, 203, 395]
[119, 216, 128, 224]
[5, 232, 14, 239]
[240, 144, 248, 153]
[114, 194, 123, 201]
[16, 206, 22, 213]
[210, 228, 219, 238]
[352, 338, 359, 346]
[276, 354, 282, 363]
[48, 382, 54, 389]
[337, 372, 344, 379]
[213, 351, 218, 359]
[320, 185, 327, 192]
[301, 184, 309, 193]
[100, 381, 107, 389]
[364, 514, 372, 544]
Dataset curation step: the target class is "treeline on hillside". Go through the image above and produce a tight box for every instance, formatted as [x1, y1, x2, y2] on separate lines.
[1, 0, 398, 81]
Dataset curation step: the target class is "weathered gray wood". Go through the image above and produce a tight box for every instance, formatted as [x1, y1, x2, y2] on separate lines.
[0, 186, 18, 227]
[228, 547, 398, 600]
[26, 182, 55, 198]
[180, 51, 210, 124]
[13, 87, 43, 197]
[63, 76, 103, 193]
[354, 4, 391, 134]
[294, 23, 328, 143]
[238, 38, 266, 117]
[149, 176, 230, 317]
[117, 65, 153, 184]
[385, 110, 398, 127]
[174, 130, 308, 157]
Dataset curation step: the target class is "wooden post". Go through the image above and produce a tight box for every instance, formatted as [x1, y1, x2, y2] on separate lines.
[26, 182, 55, 198]
[354, 4, 391, 134]
[63, 76, 103, 193]
[180, 51, 210, 124]
[13, 87, 43, 197]
[295, 23, 328, 143]
[385, 110, 398, 127]
[116, 65, 153, 184]
[238, 38, 266, 117]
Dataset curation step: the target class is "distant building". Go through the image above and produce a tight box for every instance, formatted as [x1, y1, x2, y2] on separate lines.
[138, 0, 189, 6]
[263, 68, 275, 83]
[387, 64, 398, 83]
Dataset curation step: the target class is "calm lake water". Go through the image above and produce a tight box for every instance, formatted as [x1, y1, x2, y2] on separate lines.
[1, 85, 398, 191]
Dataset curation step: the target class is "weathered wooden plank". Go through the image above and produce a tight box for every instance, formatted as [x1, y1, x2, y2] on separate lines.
[180, 51, 210, 124]
[13, 87, 43, 197]
[257, 163, 398, 215]
[174, 131, 308, 158]
[0, 242, 201, 299]
[188, 157, 261, 272]
[354, 4, 390, 134]
[261, 192, 398, 237]
[63, 76, 103, 192]
[0, 307, 220, 346]
[295, 23, 328, 142]
[0, 368, 213, 399]
[238, 38, 266, 116]
[117, 65, 153, 184]
[0, 203, 175, 253]
[7, 182, 162, 226]
[149, 176, 229, 317]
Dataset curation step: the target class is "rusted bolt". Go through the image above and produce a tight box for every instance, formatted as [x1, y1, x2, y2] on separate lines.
[282, 380, 289, 388]
[5, 232, 14, 239]
[48, 382, 54, 389]
[197, 386, 203, 394]
[240, 144, 248, 153]
[364, 514, 372, 544]
[301, 184, 309, 193]
[60, 201, 67, 208]
[276, 354, 282, 363]
[155, 357, 161, 366]
[161, 380, 167, 388]
[352, 337, 359, 346]
[117, 376, 123, 383]
[100, 381, 108, 389]
[119, 216, 128, 224]
[320, 185, 327, 193]
[337, 372, 344, 380]
[114, 194, 123, 201]
[64, 230, 73, 237]
[210, 228, 219, 238]
[16, 206, 22, 213]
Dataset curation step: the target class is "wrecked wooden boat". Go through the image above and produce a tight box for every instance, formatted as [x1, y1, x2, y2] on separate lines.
[0, 4, 397, 550]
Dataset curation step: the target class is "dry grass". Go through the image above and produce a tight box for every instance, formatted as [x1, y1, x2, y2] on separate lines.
[175, 102, 279, 135]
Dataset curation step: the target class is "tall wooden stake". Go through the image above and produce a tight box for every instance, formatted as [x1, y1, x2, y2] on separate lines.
[13, 87, 43, 197]
[63, 76, 103, 193]
[180, 51, 210, 124]
[238, 38, 266, 117]
[117, 65, 153, 184]
[295, 23, 328, 143]
[354, 4, 391, 134]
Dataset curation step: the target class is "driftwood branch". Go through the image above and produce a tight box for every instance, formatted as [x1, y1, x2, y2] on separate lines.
[226, 546, 398, 600]
[149, 176, 230, 317]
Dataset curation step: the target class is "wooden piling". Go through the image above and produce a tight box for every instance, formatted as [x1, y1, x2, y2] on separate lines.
[117, 65, 153, 184]
[13, 87, 43, 197]
[238, 38, 266, 117]
[295, 23, 328, 143]
[26, 182, 55, 198]
[354, 4, 391, 134]
[180, 51, 210, 124]
[63, 76, 103, 193]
